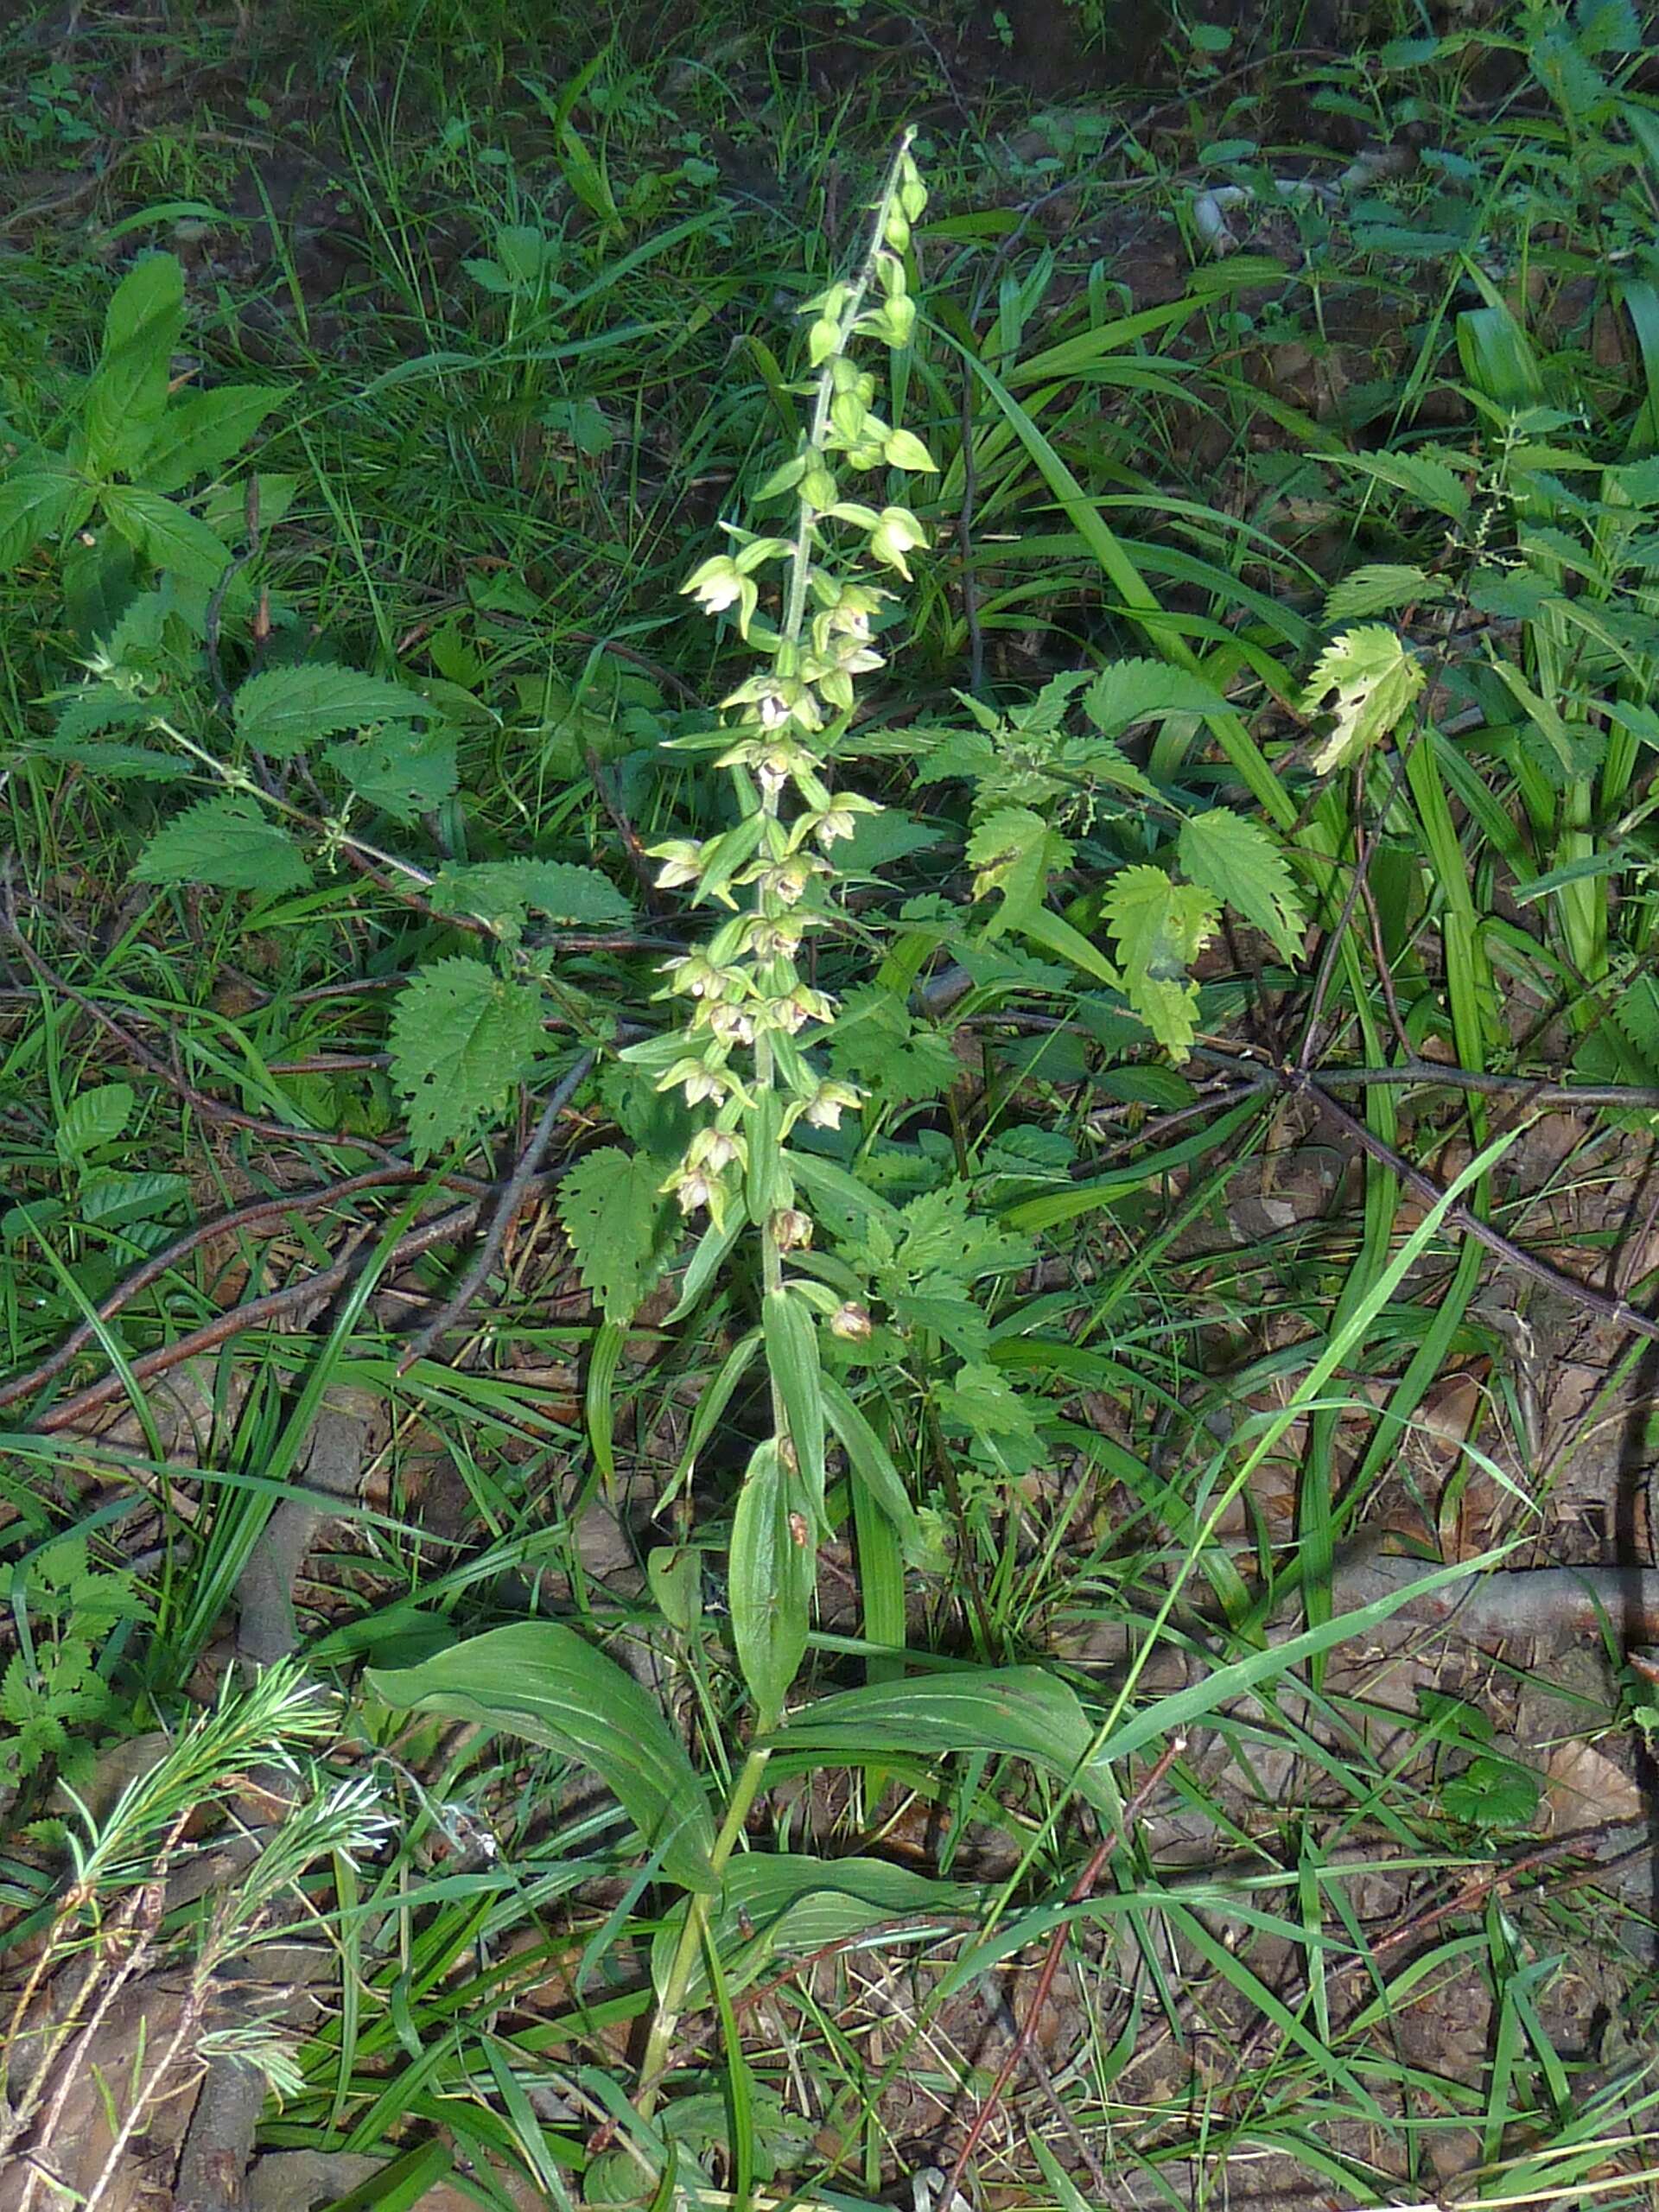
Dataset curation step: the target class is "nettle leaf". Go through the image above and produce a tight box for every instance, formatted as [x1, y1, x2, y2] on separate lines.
[967, 806, 1071, 930]
[1301, 626, 1426, 775]
[85, 253, 187, 477]
[1084, 658, 1225, 735]
[430, 860, 633, 938]
[101, 487, 232, 586]
[829, 984, 957, 1108]
[138, 383, 290, 494]
[0, 470, 79, 569]
[1102, 864, 1219, 1056]
[131, 795, 313, 894]
[934, 1361, 1047, 1473]
[1322, 563, 1448, 626]
[367, 1621, 718, 1891]
[1334, 448, 1471, 522]
[914, 727, 998, 785]
[325, 724, 459, 822]
[54, 687, 155, 742]
[389, 958, 545, 1159]
[1178, 810, 1306, 963]
[234, 664, 433, 759]
[556, 1146, 676, 1321]
[33, 738, 177, 779]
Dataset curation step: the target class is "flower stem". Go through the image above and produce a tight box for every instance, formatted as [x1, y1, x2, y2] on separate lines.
[635, 1741, 772, 2120]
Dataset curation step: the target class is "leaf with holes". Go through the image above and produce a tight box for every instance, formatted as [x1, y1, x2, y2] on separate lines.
[234, 664, 434, 760]
[1301, 626, 1426, 776]
[429, 860, 632, 938]
[556, 1146, 675, 1321]
[1102, 865, 1219, 1055]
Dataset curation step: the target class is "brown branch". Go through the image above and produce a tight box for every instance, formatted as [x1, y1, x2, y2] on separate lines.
[398, 1052, 594, 1372]
[1291, 1066, 1659, 1344]
[1, 897, 410, 1167]
[22, 1184, 563, 1436]
[0, 1167, 419, 1414]
[1281, 1057, 1659, 1112]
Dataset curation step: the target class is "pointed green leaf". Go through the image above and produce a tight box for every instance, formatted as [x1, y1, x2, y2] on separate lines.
[367, 1621, 718, 1891]
[131, 795, 312, 893]
[101, 487, 232, 585]
[388, 958, 545, 1159]
[138, 383, 289, 493]
[0, 471, 78, 569]
[235, 664, 433, 758]
[86, 254, 187, 477]
[1178, 809, 1306, 964]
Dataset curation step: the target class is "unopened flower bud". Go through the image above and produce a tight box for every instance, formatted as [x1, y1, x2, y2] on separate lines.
[771, 1206, 813, 1251]
[830, 1301, 874, 1343]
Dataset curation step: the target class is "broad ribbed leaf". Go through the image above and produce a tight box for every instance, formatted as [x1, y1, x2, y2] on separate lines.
[730, 1440, 814, 1730]
[774, 1666, 1118, 1818]
[367, 1621, 718, 1891]
[762, 1288, 825, 1529]
[652, 1853, 979, 2004]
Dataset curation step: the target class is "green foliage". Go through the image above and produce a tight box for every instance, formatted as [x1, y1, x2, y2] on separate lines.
[389, 958, 546, 1157]
[6, 16, 1659, 2206]
[366, 1620, 720, 1890]
[556, 1144, 676, 1319]
[0, 1541, 148, 1793]
[133, 794, 314, 893]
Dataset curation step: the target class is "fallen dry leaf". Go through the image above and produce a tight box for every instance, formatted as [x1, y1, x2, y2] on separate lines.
[1541, 1738, 1646, 1835]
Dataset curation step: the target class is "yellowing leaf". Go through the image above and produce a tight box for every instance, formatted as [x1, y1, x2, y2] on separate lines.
[1101, 864, 1219, 1054]
[1301, 625, 1425, 775]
